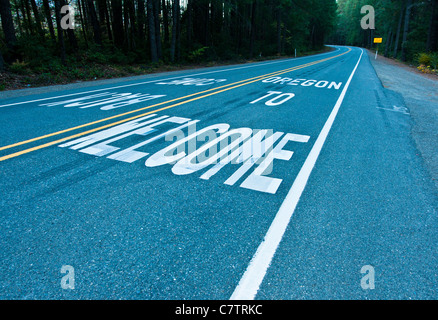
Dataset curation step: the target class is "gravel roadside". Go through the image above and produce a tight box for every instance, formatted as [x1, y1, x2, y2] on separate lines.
[368, 49, 438, 192]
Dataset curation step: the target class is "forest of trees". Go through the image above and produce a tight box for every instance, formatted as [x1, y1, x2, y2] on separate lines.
[0, 0, 337, 72]
[334, 0, 438, 64]
[1, 0, 437, 87]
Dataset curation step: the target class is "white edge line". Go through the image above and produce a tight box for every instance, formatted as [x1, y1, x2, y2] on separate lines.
[0, 47, 342, 108]
[230, 47, 363, 300]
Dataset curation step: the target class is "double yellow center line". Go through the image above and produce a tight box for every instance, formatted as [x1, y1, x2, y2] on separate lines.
[0, 48, 351, 162]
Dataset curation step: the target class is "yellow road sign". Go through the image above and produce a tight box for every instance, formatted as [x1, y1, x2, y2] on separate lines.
[374, 38, 383, 44]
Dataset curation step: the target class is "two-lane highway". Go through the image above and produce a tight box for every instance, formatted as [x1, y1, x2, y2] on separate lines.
[1, 46, 437, 299]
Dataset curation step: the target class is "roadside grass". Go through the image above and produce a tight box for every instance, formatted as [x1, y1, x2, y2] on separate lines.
[416, 52, 438, 75]
[369, 49, 438, 77]
[0, 47, 333, 92]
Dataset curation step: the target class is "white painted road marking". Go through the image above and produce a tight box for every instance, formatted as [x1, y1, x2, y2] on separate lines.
[156, 78, 227, 86]
[261, 77, 342, 90]
[39, 92, 166, 110]
[230, 48, 364, 300]
[376, 105, 410, 115]
[58, 113, 311, 194]
[0, 47, 342, 108]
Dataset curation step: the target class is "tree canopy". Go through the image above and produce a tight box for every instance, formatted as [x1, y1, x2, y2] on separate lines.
[0, 0, 338, 72]
[2, 0, 435, 82]
[333, 0, 438, 63]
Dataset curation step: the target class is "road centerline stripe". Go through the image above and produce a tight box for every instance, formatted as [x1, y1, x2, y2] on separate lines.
[0, 51, 350, 153]
[0, 48, 351, 162]
[0, 47, 343, 108]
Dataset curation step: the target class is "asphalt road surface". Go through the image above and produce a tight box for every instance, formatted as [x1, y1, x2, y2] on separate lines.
[1, 46, 437, 300]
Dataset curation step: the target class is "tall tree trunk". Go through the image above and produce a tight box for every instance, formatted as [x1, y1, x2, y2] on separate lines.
[82, 0, 89, 25]
[137, 0, 146, 41]
[87, 0, 103, 45]
[426, 0, 438, 51]
[111, 0, 124, 47]
[77, 0, 89, 48]
[176, 0, 181, 61]
[249, 0, 257, 58]
[97, 0, 112, 40]
[204, 0, 209, 45]
[393, 1, 404, 59]
[0, 0, 18, 50]
[104, 0, 112, 40]
[147, 0, 158, 62]
[170, 0, 179, 62]
[14, 0, 23, 37]
[401, 0, 412, 62]
[210, 0, 222, 37]
[0, 50, 5, 71]
[187, 0, 193, 46]
[276, 6, 281, 55]
[123, 0, 130, 48]
[162, 0, 169, 43]
[30, 0, 45, 38]
[153, 0, 162, 59]
[384, 29, 392, 57]
[223, 0, 230, 37]
[18, 0, 29, 35]
[389, 27, 395, 54]
[235, 0, 242, 53]
[42, 0, 56, 43]
[128, 0, 136, 48]
[60, 0, 78, 50]
[97, 0, 105, 22]
[54, 0, 66, 65]
[23, 0, 34, 35]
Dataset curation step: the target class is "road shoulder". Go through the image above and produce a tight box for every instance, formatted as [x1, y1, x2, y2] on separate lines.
[368, 50, 438, 192]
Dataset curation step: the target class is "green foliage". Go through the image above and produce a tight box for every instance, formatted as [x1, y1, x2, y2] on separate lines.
[335, 0, 438, 64]
[430, 53, 438, 70]
[417, 52, 438, 74]
[85, 51, 108, 64]
[15, 35, 55, 68]
[0, 0, 341, 89]
[417, 52, 432, 66]
[188, 47, 209, 62]
[9, 60, 29, 74]
[34, 72, 56, 85]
